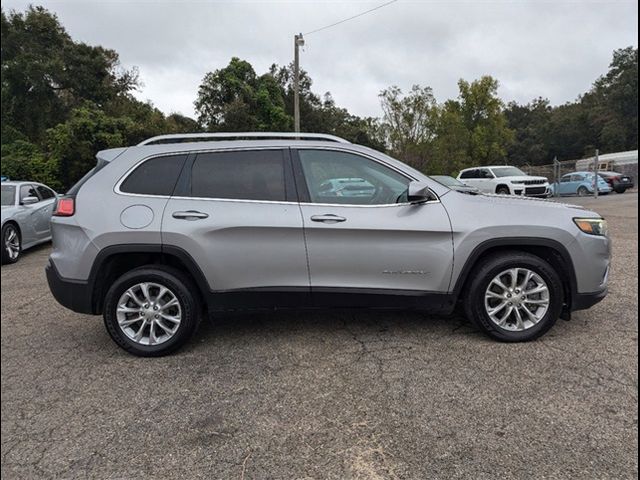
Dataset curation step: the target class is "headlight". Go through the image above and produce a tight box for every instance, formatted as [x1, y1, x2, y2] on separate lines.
[573, 218, 608, 236]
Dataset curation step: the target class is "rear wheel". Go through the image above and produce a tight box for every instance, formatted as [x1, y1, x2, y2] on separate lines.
[463, 252, 564, 342]
[614, 186, 627, 194]
[577, 186, 589, 197]
[2, 223, 21, 264]
[103, 266, 201, 356]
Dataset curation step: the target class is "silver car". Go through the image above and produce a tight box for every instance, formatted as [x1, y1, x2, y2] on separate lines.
[45, 133, 611, 356]
[1, 181, 58, 264]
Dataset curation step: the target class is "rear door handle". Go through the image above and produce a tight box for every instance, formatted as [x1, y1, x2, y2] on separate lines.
[172, 210, 209, 220]
[310, 214, 346, 223]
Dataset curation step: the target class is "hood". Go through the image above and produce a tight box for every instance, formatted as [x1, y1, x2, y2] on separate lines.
[498, 175, 548, 183]
[473, 192, 586, 211]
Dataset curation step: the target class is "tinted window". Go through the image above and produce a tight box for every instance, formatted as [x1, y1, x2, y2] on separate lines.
[459, 170, 476, 179]
[492, 167, 525, 177]
[20, 185, 39, 203]
[120, 155, 187, 196]
[479, 168, 494, 178]
[191, 150, 285, 201]
[36, 185, 55, 199]
[298, 149, 410, 205]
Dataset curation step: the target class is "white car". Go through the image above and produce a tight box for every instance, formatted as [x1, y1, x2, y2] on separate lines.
[457, 166, 549, 197]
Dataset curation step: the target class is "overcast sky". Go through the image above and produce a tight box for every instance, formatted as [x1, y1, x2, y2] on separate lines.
[3, 0, 638, 120]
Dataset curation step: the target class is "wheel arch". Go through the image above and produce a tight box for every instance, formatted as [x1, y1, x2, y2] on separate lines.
[452, 238, 577, 315]
[88, 244, 210, 315]
[495, 184, 511, 194]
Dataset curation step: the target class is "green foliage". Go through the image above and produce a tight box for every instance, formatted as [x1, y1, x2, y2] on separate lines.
[379, 77, 514, 174]
[46, 105, 134, 188]
[506, 47, 638, 165]
[0, 141, 60, 190]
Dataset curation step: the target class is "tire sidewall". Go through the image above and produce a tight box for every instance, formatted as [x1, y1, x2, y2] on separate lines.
[103, 268, 198, 356]
[2, 223, 21, 264]
[466, 254, 564, 342]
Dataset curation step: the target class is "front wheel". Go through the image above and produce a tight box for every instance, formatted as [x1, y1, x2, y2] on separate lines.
[496, 186, 511, 195]
[103, 266, 201, 356]
[463, 252, 564, 342]
[2, 223, 21, 264]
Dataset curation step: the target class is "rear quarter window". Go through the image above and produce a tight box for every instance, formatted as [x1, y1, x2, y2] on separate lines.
[120, 155, 188, 196]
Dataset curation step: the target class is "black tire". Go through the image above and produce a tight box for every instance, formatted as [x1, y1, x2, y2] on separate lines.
[103, 265, 201, 356]
[496, 186, 511, 195]
[2, 223, 21, 264]
[577, 186, 589, 197]
[463, 251, 564, 342]
[614, 187, 627, 194]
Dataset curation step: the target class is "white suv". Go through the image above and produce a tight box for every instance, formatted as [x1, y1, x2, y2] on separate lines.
[457, 166, 549, 197]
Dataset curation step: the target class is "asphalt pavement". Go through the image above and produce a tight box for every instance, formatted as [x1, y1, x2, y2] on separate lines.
[1, 192, 638, 479]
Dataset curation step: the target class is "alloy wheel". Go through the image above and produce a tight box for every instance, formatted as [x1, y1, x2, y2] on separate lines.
[484, 268, 550, 332]
[116, 282, 182, 346]
[4, 226, 20, 261]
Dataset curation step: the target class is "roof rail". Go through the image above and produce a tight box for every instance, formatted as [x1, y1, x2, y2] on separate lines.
[137, 132, 350, 146]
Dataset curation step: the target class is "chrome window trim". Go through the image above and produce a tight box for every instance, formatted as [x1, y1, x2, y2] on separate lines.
[114, 145, 441, 207]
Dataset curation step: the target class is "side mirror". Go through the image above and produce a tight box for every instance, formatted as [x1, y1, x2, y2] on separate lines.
[407, 181, 436, 203]
[22, 196, 39, 205]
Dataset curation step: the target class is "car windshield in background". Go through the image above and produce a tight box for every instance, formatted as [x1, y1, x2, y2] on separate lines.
[1, 185, 16, 206]
[492, 167, 526, 177]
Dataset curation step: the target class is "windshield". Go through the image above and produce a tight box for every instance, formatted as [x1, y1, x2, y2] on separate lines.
[491, 167, 526, 177]
[430, 175, 463, 187]
[1, 186, 16, 206]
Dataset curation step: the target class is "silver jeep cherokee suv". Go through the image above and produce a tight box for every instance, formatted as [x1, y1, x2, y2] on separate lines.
[46, 133, 611, 356]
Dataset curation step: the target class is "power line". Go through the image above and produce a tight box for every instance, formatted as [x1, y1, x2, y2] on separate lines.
[304, 0, 399, 36]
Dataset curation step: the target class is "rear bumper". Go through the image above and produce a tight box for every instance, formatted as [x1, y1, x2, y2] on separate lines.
[46, 260, 95, 315]
[572, 288, 608, 312]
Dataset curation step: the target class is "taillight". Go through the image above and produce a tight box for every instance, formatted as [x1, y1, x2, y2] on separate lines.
[54, 197, 75, 216]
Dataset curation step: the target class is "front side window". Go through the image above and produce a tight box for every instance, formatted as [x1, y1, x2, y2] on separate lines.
[20, 185, 39, 203]
[298, 149, 410, 205]
[120, 155, 187, 196]
[561, 175, 572, 183]
[191, 150, 286, 201]
[571, 174, 586, 182]
[491, 167, 525, 178]
[36, 185, 55, 199]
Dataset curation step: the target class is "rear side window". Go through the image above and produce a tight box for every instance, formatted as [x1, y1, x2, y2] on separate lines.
[459, 170, 476, 179]
[191, 150, 286, 201]
[120, 155, 187, 196]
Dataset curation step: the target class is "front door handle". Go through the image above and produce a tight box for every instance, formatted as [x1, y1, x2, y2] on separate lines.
[172, 210, 209, 220]
[310, 214, 346, 223]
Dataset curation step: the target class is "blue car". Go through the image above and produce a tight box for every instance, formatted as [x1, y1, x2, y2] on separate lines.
[549, 171, 613, 197]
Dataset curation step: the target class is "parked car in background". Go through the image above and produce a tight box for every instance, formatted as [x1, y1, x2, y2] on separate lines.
[46, 132, 610, 356]
[1, 181, 58, 264]
[549, 172, 612, 197]
[457, 166, 549, 197]
[430, 175, 480, 194]
[318, 177, 376, 198]
[598, 171, 634, 193]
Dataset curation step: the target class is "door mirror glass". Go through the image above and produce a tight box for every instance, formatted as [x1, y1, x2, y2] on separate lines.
[22, 196, 39, 205]
[407, 181, 435, 203]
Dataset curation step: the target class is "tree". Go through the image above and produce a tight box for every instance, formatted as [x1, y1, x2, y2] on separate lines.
[455, 76, 514, 166]
[1, 6, 139, 143]
[378, 85, 438, 170]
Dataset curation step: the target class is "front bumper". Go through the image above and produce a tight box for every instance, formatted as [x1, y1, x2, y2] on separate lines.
[572, 287, 608, 311]
[46, 260, 95, 314]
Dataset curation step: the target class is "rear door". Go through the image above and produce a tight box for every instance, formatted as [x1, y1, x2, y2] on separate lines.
[162, 148, 309, 298]
[293, 148, 453, 298]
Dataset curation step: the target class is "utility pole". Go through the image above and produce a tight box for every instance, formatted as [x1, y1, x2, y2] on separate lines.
[293, 33, 305, 133]
[593, 149, 600, 199]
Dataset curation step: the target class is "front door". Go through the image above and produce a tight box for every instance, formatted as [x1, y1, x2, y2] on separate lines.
[293, 148, 454, 297]
[162, 148, 309, 300]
